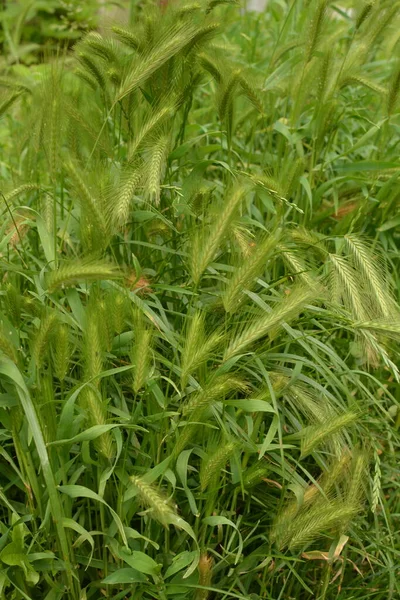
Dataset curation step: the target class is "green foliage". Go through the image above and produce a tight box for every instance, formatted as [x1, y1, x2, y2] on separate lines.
[0, 2, 399, 600]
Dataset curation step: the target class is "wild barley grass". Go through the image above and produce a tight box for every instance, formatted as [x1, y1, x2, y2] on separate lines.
[0, 2, 399, 599]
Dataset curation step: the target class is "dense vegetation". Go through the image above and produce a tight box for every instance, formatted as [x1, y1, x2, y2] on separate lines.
[0, 1, 399, 598]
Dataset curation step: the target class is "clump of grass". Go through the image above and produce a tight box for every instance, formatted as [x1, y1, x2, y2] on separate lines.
[0, 3, 398, 600]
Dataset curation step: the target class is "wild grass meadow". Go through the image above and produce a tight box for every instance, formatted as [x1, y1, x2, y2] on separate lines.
[0, 1, 399, 598]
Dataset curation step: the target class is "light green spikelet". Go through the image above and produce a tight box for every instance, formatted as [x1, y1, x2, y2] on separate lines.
[180, 311, 223, 387]
[200, 441, 236, 491]
[32, 311, 58, 370]
[305, 0, 328, 63]
[80, 387, 114, 460]
[46, 259, 120, 293]
[190, 184, 248, 284]
[346, 450, 368, 508]
[344, 234, 397, 318]
[64, 161, 107, 235]
[328, 254, 368, 320]
[286, 502, 358, 550]
[3, 184, 40, 204]
[129, 475, 176, 525]
[77, 52, 106, 91]
[111, 291, 129, 335]
[84, 311, 104, 384]
[224, 285, 319, 361]
[387, 61, 400, 116]
[112, 166, 142, 229]
[112, 25, 141, 50]
[300, 412, 358, 458]
[52, 323, 71, 382]
[0, 327, 18, 362]
[83, 32, 118, 63]
[242, 460, 271, 488]
[97, 298, 114, 352]
[182, 374, 247, 417]
[128, 105, 175, 159]
[352, 319, 400, 339]
[238, 74, 264, 114]
[356, 1, 375, 30]
[144, 133, 170, 205]
[195, 554, 213, 600]
[116, 23, 199, 102]
[218, 69, 241, 121]
[278, 245, 316, 287]
[174, 376, 246, 458]
[4, 283, 22, 326]
[223, 232, 279, 313]
[132, 325, 153, 394]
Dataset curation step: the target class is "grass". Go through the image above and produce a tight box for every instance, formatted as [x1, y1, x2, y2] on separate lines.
[0, 1, 399, 599]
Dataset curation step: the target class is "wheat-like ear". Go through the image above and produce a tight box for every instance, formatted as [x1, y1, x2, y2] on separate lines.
[129, 475, 177, 525]
[112, 25, 142, 50]
[3, 184, 40, 204]
[143, 132, 170, 205]
[340, 73, 386, 95]
[356, 1, 375, 30]
[173, 375, 246, 457]
[0, 90, 25, 118]
[282, 158, 304, 199]
[218, 69, 241, 121]
[223, 232, 279, 313]
[0, 76, 31, 93]
[4, 283, 22, 326]
[83, 32, 119, 64]
[271, 452, 352, 546]
[109, 290, 130, 335]
[272, 448, 367, 550]
[75, 68, 97, 90]
[238, 74, 264, 114]
[344, 235, 397, 319]
[32, 311, 58, 369]
[182, 374, 248, 417]
[305, 0, 328, 63]
[116, 23, 199, 102]
[299, 412, 358, 457]
[184, 22, 220, 52]
[77, 52, 107, 92]
[83, 308, 105, 383]
[199, 52, 223, 83]
[352, 319, 400, 339]
[387, 60, 400, 116]
[316, 48, 334, 106]
[189, 184, 248, 284]
[131, 315, 153, 393]
[195, 553, 213, 600]
[286, 502, 358, 550]
[109, 164, 142, 230]
[64, 100, 111, 158]
[242, 459, 271, 488]
[200, 440, 236, 491]
[284, 382, 335, 426]
[180, 311, 224, 387]
[224, 285, 319, 361]
[288, 226, 327, 252]
[0, 327, 18, 362]
[46, 259, 120, 293]
[63, 161, 107, 234]
[96, 297, 114, 352]
[52, 323, 71, 382]
[278, 245, 316, 287]
[80, 387, 114, 459]
[128, 104, 175, 159]
[328, 254, 368, 320]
